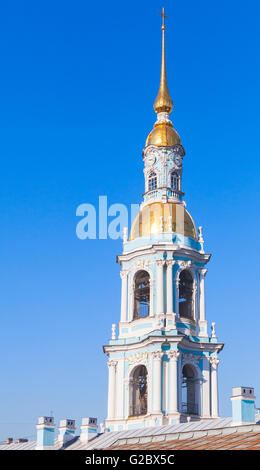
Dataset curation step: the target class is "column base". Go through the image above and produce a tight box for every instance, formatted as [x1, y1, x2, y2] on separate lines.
[165, 313, 176, 330]
[167, 412, 181, 425]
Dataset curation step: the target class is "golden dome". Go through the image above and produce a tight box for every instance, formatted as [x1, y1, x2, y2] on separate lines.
[145, 122, 181, 147]
[130, 202, 197, 241]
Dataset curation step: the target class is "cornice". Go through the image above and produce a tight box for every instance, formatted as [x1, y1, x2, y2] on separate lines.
[103, 334, 224, 355]
[117, 245, 211, 265]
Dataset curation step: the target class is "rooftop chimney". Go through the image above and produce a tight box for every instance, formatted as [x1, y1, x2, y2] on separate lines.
[58, 419, 76, 445]
[35, 416, 55, 450]
[231, 387, 256, 425]
[80, 417, 98, 442]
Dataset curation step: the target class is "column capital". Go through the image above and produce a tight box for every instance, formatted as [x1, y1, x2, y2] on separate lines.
[166, 259, 176, 267]
[199, 268, 208, 277]
[168, 349, 180, 361]
[152, 350, 164, 361]
[209, 356, 219, 368]
[120, 269, 128, 279]
[156, 259, 165, 268]
[107, 359, 117, 369]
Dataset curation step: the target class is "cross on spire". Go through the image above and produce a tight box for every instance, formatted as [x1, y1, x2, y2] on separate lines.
[159, 7, 168, 29]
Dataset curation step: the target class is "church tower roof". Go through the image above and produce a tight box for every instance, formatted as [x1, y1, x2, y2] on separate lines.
[145, 8, 181, 148]
[153, 7, 173, 114]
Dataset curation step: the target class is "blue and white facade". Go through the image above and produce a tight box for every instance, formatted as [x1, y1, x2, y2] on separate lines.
[103, 21, 224, 432]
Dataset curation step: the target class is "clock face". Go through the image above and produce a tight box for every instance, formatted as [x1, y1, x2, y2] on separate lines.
[174, 154, 182, 167]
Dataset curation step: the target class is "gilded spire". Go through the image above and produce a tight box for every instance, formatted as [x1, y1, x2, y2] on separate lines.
[153, 8, 173, 115]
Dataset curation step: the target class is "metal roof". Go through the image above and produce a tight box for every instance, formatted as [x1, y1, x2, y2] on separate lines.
[0, 418, 259, 450]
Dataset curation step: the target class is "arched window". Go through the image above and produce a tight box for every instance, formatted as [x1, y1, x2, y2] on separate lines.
[148, 172, 157, 191]
[129, 365, 148, 417]
[171, 171, 179, 190]
[178, 270, 194, 319]
[182, 364, 198, 415]
[134, 270, 150, 319]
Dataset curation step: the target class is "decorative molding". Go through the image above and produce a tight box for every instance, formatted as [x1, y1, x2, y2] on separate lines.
[166, 259, 175, 267]
[120, 270, 128, 280]
[126, 352, 148, 365]
[168, 350, 180, 361]
[152, 350, 163, 361]
[199, 268, 208, 278]
[209, 356, 219, 368]
[156, 259, 165, 268]
[179, 260, 193, 269]
[107, 359, 117, 369]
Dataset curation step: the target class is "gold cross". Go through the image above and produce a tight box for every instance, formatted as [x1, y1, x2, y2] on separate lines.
[159, 7, 168, 28]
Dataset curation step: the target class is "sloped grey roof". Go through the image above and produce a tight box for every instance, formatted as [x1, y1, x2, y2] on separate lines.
[1, 418, 260, 450]
[0, 417, 233, 450]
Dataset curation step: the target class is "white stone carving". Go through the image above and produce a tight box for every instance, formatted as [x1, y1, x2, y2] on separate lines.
[156, 259, 165, 267]
[152, 350, 163, 361]
[211, 322, 216, 338]
[168, 350, 180, 361]
[179, 260, 192, 269]
[120, 269, 128, 279]
[209, 356, 219, 368]
[166, 259, 175, 267]
[107, 359, 117, 369]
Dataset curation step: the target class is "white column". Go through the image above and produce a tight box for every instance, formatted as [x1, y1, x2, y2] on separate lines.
[120, 270, 128, 322]
[210, 356, 219, 417]
[156, 260, 165, 315]
[116, 359, 124, 419]
[162, 360, 168, 412]
[202, 356, 210, 417]
[175, 278, 180, 319]
[152, 351, 163, 413]
[166, 260, 175, 317]
[107, 360, 117, 419]
[199, 269, 207, 321]
[168, 350, 180, 414]
[147, 371, 152, 414]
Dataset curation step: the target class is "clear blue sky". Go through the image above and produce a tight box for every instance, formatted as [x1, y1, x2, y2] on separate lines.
[0, 0, 260, 441]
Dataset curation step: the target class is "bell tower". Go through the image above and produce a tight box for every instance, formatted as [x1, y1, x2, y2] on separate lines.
[103, 9, 224, 432]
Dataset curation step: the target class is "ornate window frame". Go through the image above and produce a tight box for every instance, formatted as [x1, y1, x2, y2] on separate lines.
[175, 264, 198, 322]
[124, 360, 150, 419]
[129, 265, 154, 321]
[169, 170, 180, 191]
[181, 355, 202, 416]
[145, 168, 160, 193]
